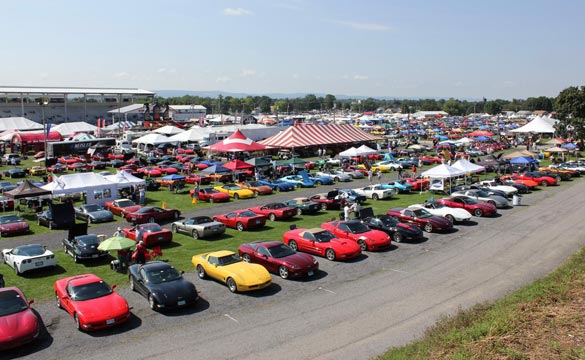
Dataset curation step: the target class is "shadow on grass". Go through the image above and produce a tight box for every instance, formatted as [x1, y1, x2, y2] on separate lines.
[20, 265, 67, 278]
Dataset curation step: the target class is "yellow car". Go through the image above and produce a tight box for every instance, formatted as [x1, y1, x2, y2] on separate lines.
[29, 166, 47, 176]
[213, 184, 255, 199]
[357, 164, 388, 173]
[192, 250, 272, 293]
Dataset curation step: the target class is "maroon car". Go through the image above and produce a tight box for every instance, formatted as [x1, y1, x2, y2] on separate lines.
[104, 198, 142, 217]
[122, 223, 172, 247]
[247, 203, 297, 221]
[212, 210, 266, 231]
[0, 214, 30, 237]
[238, 241, 318, 279]
[309, 189, 345, 210]
[125, 206, 181, 224]
[436, 196, 497, 217]
[386, 207, 453, 233]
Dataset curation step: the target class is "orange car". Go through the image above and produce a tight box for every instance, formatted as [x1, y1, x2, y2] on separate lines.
[500, 175, 538, 188]
[236, 181, 273, 196]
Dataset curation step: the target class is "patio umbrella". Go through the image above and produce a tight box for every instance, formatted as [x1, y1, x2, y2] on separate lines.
[98, 236, 136, 251]
[561, 142, 577, 150]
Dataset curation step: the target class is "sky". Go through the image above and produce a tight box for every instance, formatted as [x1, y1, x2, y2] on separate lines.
[2, 0, 584, 100]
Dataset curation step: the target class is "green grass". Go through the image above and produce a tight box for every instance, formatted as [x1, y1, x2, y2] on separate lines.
[375, 247, 585, 360]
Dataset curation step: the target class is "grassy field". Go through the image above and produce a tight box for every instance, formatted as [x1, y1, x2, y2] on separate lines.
[376, 247, 585, 360]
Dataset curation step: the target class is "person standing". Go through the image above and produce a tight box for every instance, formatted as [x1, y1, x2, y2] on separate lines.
[343, 203, 351, 221]
[377, 169, 382, 183]
[398, 167, 403, 180]
[135, 241, 147, 265]
[411, 164, 417, 179]
[351, 201, 361, 219]
[139, 186, 146, 205]
[367, 169, 373, 185]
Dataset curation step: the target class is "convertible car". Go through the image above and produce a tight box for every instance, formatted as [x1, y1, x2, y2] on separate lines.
[409, 203, 472, 223]
[282, 227, 362, 261]
[236, 181, 273, 196]
[122, 223, 173, 247]
[321, 220, 392, 251]
[128, 261, 199, 311]
[212, 210, 266, 231]
[171, 216, 226, 239]
[189, 187, 231, 203]
[54, 274, 130, 331]
[192, 250, 272, 293]
[247, 203, 297, 221]
[282, 198, 321, 215]
[104, 198, 142, 217]
[386, 207, 453, 233]
[238, 241, 318, 279]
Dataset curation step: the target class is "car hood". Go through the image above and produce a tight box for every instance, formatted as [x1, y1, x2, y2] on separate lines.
[89, 210, 113, 219]
[0, 222, 29, 231]
[74, 293, 128, 320]
[0, 309, 38, 341]
[222, 263, 270, 283]
[149, 280, 196, 301]
[280, 253, 316, 268]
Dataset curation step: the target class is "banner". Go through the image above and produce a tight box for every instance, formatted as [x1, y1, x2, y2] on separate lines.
[429, 178, 444, 191]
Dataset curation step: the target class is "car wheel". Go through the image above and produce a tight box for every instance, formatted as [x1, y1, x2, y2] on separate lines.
[196, 265, 206, 279]
[424, 222, 433, 233]
[279, 266, 290, 279]
[393, 232, 402, 243]
[268, 213, 276, 221]
[541, 180, 548, 186]
[55, 292, 62, 308]
[234, 193, 239, 200]
[325, 249, 336, 261]
[372, 193, 379, 200]
[320, 203, 328, 211]
[130, 277, 136, 291]
[296, 208, 303, 216]
[74, 314, 82, 331]
[209, 197, 214, 203]
[288, 240, 298, 251]
[226, 277, 237, 293]
[192, 230, 199, 239]
[171, 224, 178, 233]
[357, 240, 367, 251]
[48, 222, 53, 230]
[315, 180, 322, 185]
[149, 217, 155, 223]
[242, 254, 251, 262]
[236, 222, 244, 231]
[473, 208, 484, 217]
[74, 254, 79, 263]
[13, 263, 20, 275]
[488, 200, 496, 207]
[148, 294, 158, 310]
[253, 190, 259, 197]
[334, 177, 340, 182]
[445, 214, 455, 223]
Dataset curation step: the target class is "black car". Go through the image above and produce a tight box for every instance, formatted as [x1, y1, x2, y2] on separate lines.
[0, 182, 17, 193]
[362, 215, 424, 243]
[128, 261, 199, 311]
[37, 203, 75, 230]
[109, 159, 125, 168]
[145, 179, 161, 191]
[63, 234, 109, 263]
[4, 168, 27, 179]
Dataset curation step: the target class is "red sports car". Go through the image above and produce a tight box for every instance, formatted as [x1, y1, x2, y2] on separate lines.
[0, 287, 40, 350]
[185, 174, 212, 185]
[189, 187, 230, 203]
[436, 196, 497, 217]
[321, 220, 392, 251]
[236, 181, 273, 196]
[0, 214, 30, 237]
[419, 155, 442, 164]
[513, 172, 557, 186]
[238, 241, 318, 279]
[122, 223, 172, 247]
[58, 155, 81, 164]
[282, 227, 362, 261]
[386, 207, 453, 233]
[54, 274, 130, 331]
[212, 210, 266, 231]
[157, 165, 179, 174]
[107, 153, 125, 160]
[48, 163, 67, 173]
[247, 203, 297, 221]
[67, 162, 92, 172]
[138, 167, 163, 177]
[405, 177, 430, 191]
[104, 198, 142, 217]
[309, 190, 345, 210]
[125, 206, 181, 224]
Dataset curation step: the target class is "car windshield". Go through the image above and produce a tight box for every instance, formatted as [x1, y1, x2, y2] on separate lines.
[314, 230, 335, 242]
[195, 216, 212, 224]
[0, 215, 21, 224]
[461, 197, 478, 204]
[268, 203, 286, 209]
[77, 235, 100, 246]
[15, 244, 45, 256]
[239, 210, 257, 217]
[378, 216, 399, 227]
[247, 181, 261, 186]
[411, 209, 432, 218]
[142, 224, 163, 232]
[217, 254, 242, 266]
[136, 207, 154, 214]
[69, 280, 113, 301]
[145, 267, 181, 284]
[267, 244, 295, 258]
[117, 199, 135, 207]
[83, 205, 101, 212]
[345, 222, 370, 234]
[0, 290, 28, 316]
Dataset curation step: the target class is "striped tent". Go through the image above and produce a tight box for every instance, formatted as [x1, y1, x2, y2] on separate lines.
[259, 124, 383, 148]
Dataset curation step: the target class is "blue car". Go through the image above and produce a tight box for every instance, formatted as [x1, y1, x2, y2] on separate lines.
[307, 174, 334, 186]
[278, 175, 315, 188]
[257, 179, 296, 192]
[380, 180, 414, 193]
[338, 189, 367, 204]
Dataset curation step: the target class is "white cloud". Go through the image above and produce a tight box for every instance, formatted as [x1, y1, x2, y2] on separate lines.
[240, 69, 256, 77]
[292, 73, 300, 79]
[113, 72, 130, 78]
[157, 68, 167, 73]
[157, 68, 177, 74]
[341, 74, 350, 80]
[328, 19, 390, 31]
[39, 73, 49, 79]
[216, 76, 231, 83]
[223, 8, 254, 16]
[354, 75, 368, 80]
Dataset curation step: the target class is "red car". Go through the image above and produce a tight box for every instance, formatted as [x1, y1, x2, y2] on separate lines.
[54, 274, 130, 331]
[122, 223, 172, 247]
[47, 163, 67, 173]
[67, 162, 92, 172]
[212, 209, 266, 231]
[309, 190, 345, 210]
[513, 172, 557, 186]
[125, 206, 180, 224]
[107, 153, 125, 160]
[238, 241, 318, 279]
[248, 203, 297, 221]
[0, 287, 40, 350]
[185, 174, 212, 185]
[157, 165, 179, 174]
[189, 187, 230, 203]
[236, 181, 273, 196]
[282, 227, 362, 261]
[405, 177, 430, 191]
[0, 214, 30, 237]
[419, 155, 442, 164]
[386, 208, 454, 233]
[58, 155, 81, 164]
[104, 198, 142, 217]
[321, 220, 392, 251]
[436, 196, 497, 217]
[138, 167, 163, 177]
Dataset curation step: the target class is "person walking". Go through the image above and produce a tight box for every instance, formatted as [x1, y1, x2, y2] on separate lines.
[377, 169, 382, 183]
[343, 203, 351, 221]
[411, 164, 417, 179]
[134, 241, 147, 265]
[139, 186, 146, 205]
[367, 169, 373, 185]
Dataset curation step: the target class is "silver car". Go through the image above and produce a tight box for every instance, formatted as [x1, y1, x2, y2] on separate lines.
[451, 189, 510, 209]
[171, 216, 226, 239]
[315, 170, 352, 182]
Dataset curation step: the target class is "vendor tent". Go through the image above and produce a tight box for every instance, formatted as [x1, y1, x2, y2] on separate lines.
[355, 144, 378, 155]
[338, 147, 360, 157]
[509, 156, 539, 164]
[167, 128, 207, 143]
[421, 164, 466, 178]
[102, 170, 146, 188]
[245, 157, 271, 167]
[52, 122, 97, 137]
[259, 124, 383, 148]
[42, 172, 118, 206]
[503, 150, 537, 159]
[132, 133, 173, 146]
[451, 158, 485, 174]
[223, 159, 254, 171]
[511, 116, 555, 133]
[4, 180, 52, 199]
[544, 146, 568, 153]
[154, 125, 184, 135]
[0, 117, 43, 131]
[201, 165, 231, 174]
[207, 130, 266, 152]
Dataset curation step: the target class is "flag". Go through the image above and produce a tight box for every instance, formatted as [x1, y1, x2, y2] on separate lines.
[46, 122, 52, 136]
[161, 201, 167, 209]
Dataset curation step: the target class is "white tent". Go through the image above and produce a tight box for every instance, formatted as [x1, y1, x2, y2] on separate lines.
[132, 133, 173, 145]
[0, 117, 43, 131]
[153, 125, 184, 135]
[454, 137, 472, 144]
[42, 172, 118, 206]
[338, 147, 360, 157]
[51, 122, 97, 137]
[421, 164, 466, 178]
[103, 170, 146, 188]
[451, 158, 485, 174]
[355, 144, 378, 155]
[511, 116, 555, 133]
[167, 127, 207, 142]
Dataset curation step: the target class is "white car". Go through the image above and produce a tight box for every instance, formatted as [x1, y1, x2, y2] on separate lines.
[411, 203, 472, 223]
[373, 160, 403, 171]
[325, 158, 341, 166]
[339, 169, 365, 179]
[354, 184, 397, 200]
[2, 244, 56, 275]
[476, 180, 518, 197]
[315, 170, 351, 182]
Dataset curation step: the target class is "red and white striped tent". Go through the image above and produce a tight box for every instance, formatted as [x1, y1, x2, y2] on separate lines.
[259, 124, 383, 148]
[206, 129, 267, 152]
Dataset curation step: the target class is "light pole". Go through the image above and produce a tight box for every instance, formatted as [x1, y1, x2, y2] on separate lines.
[39, 99, 49, 167]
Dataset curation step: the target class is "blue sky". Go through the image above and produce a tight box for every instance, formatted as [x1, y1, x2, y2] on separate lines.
[2, 0, 584, 100]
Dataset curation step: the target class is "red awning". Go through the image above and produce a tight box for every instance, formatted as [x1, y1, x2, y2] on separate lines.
[207, 129, 267, 152]
[259, 124, 383, 148]
[223, 159, 254, 171]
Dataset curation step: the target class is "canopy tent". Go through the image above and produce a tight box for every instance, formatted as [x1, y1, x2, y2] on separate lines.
[546, 138, 565, 145]
[207, 129, 266, 152]
[259, 124, 383, 148]
[153, 125, 184, 135]
[561, 142, 577, 150]
[245, 157, 271, 167]
[454, 137, 472, 144]
[42, 172, 118, 206]
[355, 144, 378, 155]
[338, 147, 360, 157]
[167, 127, 207, 142]
[511, 116, 556, 133]
[102, 170, 146, 188]
[223, 159, 254, 171]
[474, 136, 491, 141]
[0, 117, 43, 131]
[201, 165, 232, 174]
[467, 130, 494, 137]
[544, 146, 568, 153]
[4, 180, 52, 199]
[509, 156, 539, 164]
[451, 158, 486, 174]
[503, 150, 537, 159]
[132, 133, 173, 146]
[421, 164, 467, 178]
[51, 122, 97, 137]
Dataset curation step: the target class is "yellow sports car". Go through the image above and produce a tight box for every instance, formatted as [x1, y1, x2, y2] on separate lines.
[357, 164, 388, 173]
[29, 166, 47, 176]
[213, 184, 255, 199]
[192, 250, 272, 293]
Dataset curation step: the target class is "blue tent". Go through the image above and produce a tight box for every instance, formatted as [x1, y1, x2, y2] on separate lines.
[434, 135, 448, 140]
[475, 136, 491, 141]
[161, 174, 186, 181]
[509, 156, 538, 164]
[561, 142, 577, 149]
[201, 165, 231, 173]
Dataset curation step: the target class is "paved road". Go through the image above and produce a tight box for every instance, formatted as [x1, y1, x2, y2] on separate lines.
[4, 177, 585, 360]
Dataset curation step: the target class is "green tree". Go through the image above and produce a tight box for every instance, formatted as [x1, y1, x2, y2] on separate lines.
[525, 96, 553, 112]
[442, 98, 464, 116]
[554, 86, 585, 145]
[324, 94, 336, 110]
[484, 101, 503, 115]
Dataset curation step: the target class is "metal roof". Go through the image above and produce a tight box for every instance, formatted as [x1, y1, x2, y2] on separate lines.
[0, 86, 155, 96]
